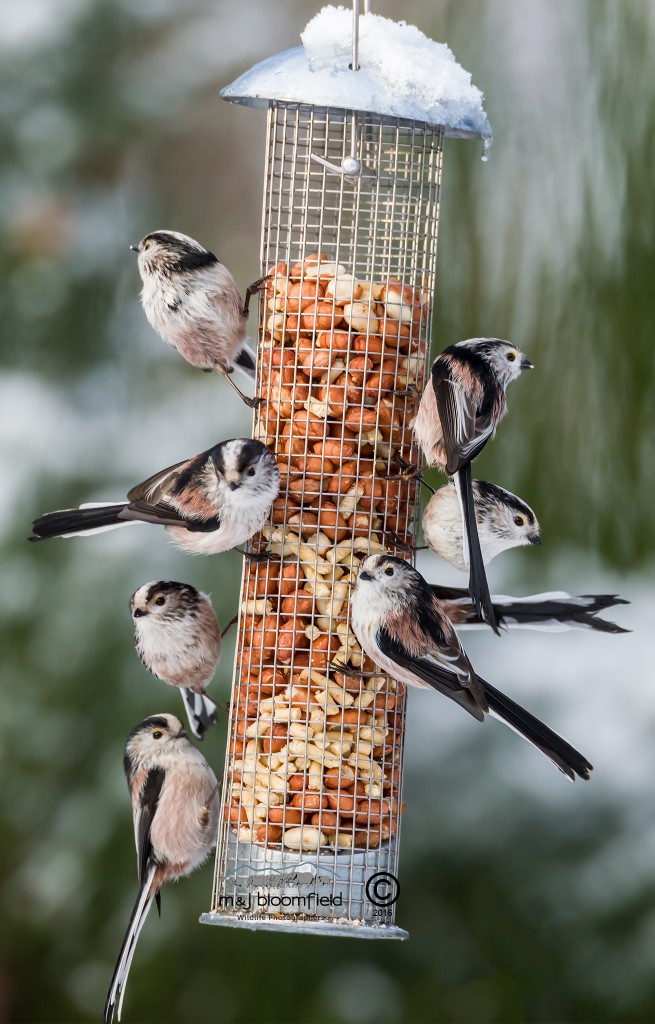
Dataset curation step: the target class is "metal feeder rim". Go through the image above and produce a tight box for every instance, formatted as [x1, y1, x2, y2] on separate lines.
[220, 46, 492, 142]
[199, 913, 409, 940]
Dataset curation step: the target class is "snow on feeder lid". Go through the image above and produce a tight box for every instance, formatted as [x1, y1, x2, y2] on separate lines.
[221, 4, 492, 159]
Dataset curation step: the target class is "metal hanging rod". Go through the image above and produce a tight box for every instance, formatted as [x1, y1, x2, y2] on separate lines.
[351, 0, 372, 72]
[351, 0, 360, 71]
[310, 0, 375, 182]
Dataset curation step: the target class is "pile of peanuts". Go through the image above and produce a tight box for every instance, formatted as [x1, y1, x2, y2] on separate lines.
[223, 254, 429, 853]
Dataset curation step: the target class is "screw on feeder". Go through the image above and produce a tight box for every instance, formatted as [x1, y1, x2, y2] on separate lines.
[310, 138, 375, 185]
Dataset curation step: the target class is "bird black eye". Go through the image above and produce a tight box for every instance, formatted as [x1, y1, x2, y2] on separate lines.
[507, 351, 516, 362]
[384, 566, 394, 576]
[153, 594, 166, 606]
[143, 239, 152, 250]
[246, 466, 256, 477]
[152, 730, 163, 739]
[513, 515, 525, 526]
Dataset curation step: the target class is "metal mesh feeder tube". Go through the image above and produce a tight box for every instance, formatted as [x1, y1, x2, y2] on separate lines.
[201, 9, 490, 939]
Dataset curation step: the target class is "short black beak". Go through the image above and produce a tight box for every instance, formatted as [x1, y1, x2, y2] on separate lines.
[358, 571, 372, 582]
[229, 482, 241, 492]
[521, 357, 534, 370]
[179, 728, 188, 739]
[130, 244, 139, 253]
[132, 607, 147, 617]
[529, 532, 541, 545]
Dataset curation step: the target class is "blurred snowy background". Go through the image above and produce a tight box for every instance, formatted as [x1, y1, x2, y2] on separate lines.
[0, 1, 652, 1022]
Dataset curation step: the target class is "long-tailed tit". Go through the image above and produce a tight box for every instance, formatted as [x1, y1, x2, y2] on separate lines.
[29, 438, 279, 556]
[423, 479, 540, 572]
[104, 714, 218, 1024]
[413, 338, 533, 633]
[421, 482, 629, 632]
[350, 555, 592, 781]
[431, 584, 629, 634]
[130, 582, 233, 740]
[131, 229, 266, 408]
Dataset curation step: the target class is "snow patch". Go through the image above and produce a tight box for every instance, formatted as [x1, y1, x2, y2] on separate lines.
[221, 5, 491, 146]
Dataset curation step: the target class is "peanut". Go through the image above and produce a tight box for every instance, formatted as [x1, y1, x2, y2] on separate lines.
[317, 329, 350, 352]
[286, 278, 324, 312]
[325, 274, 362, 303]
[342, 301, 379, 334]
[326, 792, 356, 816]
[226, 262, 425, 852]
[268, 806, 302, 825]
[324, 765, 355, 789]
[310, 811, 339, 829]
[290, 792, 327, 811]
[283, 826, 327, 850]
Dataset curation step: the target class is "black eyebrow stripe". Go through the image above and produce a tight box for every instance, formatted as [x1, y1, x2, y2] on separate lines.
[144, 581, 199, 602]
[126, 715, 171, 746]
[473, 480, 535, 518]
[144, 715, 170, 730]
[236, 439, 262, 474]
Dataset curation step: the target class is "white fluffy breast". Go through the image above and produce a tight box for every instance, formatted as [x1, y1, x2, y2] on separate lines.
[135, 612, 219, 690]
[166, 483, 275, 555]
[140, 264, 247, 372]
[165, 511, 253, 555]
[150, 751, 218, 873]
[350, 601, 431, 692]
[422, 488, 467, 571]
[412, 384, 446, 469]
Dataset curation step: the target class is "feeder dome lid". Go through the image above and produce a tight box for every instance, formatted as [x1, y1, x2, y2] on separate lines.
[221, 6, 492, 147]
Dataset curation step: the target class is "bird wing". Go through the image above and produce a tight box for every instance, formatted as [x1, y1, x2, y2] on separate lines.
[377, 597, 487, 718]
[123, 451, 222, 531]
[126, 459, 189, 503]
[205, 267, 245, 320]
[432, 361, 494, 475]
[429, 583, 469, 601]
[119, 499, 189, 528]
[133, 767, 165, 889]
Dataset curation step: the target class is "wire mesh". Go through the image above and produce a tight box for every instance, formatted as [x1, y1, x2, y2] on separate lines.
[204, 104, 443, 936]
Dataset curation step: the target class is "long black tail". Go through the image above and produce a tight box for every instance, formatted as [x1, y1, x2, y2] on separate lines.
[432, 585, 630, 634]
[29, 503, 127, 542]
[455, 464, 500, 634]
[482, 676, 593, 781]
[487, 594, 628, 633]
[181, 689, 217, 740]
[104, 865, 156, 1024]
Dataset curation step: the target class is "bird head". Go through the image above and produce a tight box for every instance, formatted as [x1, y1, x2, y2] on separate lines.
[124, 714, 189, 774]
[473, 481, 541, 557]
[354, 554, 422, 616]
[211, 438, 280, 502]
[130, 230, 217, 277]
[455, 338, 534, 386]
[129, 581, 201, 622]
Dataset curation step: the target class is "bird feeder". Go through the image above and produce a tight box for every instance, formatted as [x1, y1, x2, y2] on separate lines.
[201, 3, 491, 939]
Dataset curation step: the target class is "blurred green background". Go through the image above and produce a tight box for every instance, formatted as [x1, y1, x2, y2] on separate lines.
[0, 1, 652, 1022]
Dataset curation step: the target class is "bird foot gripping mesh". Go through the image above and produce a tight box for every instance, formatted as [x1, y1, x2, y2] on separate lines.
[200, 104, 443, 937]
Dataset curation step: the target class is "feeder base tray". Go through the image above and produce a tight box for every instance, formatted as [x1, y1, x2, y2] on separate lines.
[199, 912, 408, 939]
